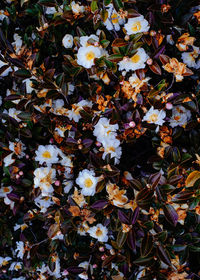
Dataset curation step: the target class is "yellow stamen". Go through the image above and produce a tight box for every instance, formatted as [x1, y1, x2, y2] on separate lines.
[131, 53, 140, 63]
[131, 21, 141, 32]
[86, 51, 95, 61]
[42, 151, 52, 159]
[84, 178, 93, 188]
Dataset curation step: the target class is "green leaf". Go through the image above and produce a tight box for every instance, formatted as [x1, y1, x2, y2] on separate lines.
[21, 0, 29, 6]
[100, 39, 110, 48]
[39, 0, 56, 7]
[116, 230, 127, 248]
[91, 0, 98, 12]
[14, 69, 31, 79]
[17, 112, 32, 121]
[107, 54, 123, 62]
[112, 0, 123, 11]
[141, 234, 153, 257]
[101, 9, 108, 22]
[76, 26, 86, 37]
[133, 256, 154, 266]
[188, 245, 200, 253]
[188, 23, 195, 36]
[104, 0, 112, 6]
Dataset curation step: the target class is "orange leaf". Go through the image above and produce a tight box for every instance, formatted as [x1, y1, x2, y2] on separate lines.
[185, 171, 200, 187]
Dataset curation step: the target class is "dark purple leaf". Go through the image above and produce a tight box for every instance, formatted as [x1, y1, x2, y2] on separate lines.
[163, 204, 178, 226]
[127, 229, 136, 250]
[118, 210, 130, 224]
[131, 207, 140, 225]
[91, 200, 108, 210]
[7, 192, 20, 202]
[67, 266, 85, 274]
[157, 244, 171, 266]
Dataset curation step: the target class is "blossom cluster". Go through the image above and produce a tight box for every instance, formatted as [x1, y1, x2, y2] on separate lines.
[0, 0, 200, 279]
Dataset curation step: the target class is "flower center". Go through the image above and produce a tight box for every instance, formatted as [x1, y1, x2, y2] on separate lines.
[174, 116, 181, 121]
[15, 264, 21, 269]
[42, 151, 52, 159]
[108, 146, 115, 152]
[86, 51, 95, 61]
[131, 53, 140, 63]
[111, 13, 119, 24]
[96, 227, 103, 237]
[131, 21, 141, 32]
[84, 178, 93, 188]
[3, 187, 10, 193]
[2, 260, 8, 266]
[149, 113, 158, 122]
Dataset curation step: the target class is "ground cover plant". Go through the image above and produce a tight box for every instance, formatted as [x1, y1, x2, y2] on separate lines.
[0, 0, 200, 279]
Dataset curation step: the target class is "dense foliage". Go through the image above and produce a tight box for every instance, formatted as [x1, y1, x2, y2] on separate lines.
[0, 0, 200, 279]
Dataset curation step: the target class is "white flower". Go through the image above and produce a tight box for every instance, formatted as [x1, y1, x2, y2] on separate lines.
[103, 4, 124, 31]
[50, 98, 68, 116]
[24, 78, 35, 94]
[3, 108, 21, 122]
[77, 221, 89, 236]
[118, 48, 149, 72]
[78, 261, 89, 280]
[34, 167, 56, 196]
[48, 254, 61, 278]
[124, 15, 150, 35]
[14, 223, 28, 232]
[93, 117, 118, 142]
[77, 46, 101, 68]
[0, 256, 12, 267]
[45, 7, 57, 14]
[12, 34, 23, 54]
[76, 169, 98, 196]
[3, 153, 15, 167]
[181, 46, 200, 69]
[62, 34, 73, 48]
[67, 100, 92, 122]
[63, 180, 73, 194]
[71, 187, 87, 207]
[88, 224, 108, 242]
[169, 105, 191, 128]
[34, 195, 54, 213]
[35, 145, 59, 166]
[0, 60, 12, 76]
[58, 151, 73, 168]
[52, 231, 64, 240]
[9, 262, 22, 271]
[166, 34, 174, 45]
[129, 73, 150, 93]
[9, 139, 25, 158]
[142, 106, 166, 126]
[34, 99, 52, 113]
[37, 263, 49, 280]
[0, 10, 9, 23]
[68, 83, 75, 95]
[80, 35, 99, 47]
[102, 138, 122, 164]
[15, 241, 25, 259]
[0, 186, 15, 209]
[71, 1, 85, 15]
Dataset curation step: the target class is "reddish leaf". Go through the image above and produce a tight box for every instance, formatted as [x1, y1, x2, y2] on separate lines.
[159, 54, 170, 65]
[149, 61, 162, 75]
